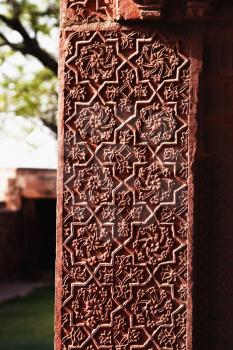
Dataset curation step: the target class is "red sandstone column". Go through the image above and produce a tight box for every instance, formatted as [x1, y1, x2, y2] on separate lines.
[55, 2, 202, 349]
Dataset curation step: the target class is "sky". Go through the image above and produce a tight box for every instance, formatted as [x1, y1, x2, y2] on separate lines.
[0, 114, 57, 169]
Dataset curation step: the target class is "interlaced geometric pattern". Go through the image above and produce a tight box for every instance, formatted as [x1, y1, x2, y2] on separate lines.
[60, 27, 191, 350]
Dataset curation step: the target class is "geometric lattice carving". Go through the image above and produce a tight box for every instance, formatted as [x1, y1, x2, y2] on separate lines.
[56, 8, 201, 349]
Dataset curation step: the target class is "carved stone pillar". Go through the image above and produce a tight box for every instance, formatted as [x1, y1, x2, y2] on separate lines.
[55, 2, 202, 349]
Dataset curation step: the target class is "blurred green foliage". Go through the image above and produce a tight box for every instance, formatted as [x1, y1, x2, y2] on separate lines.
[0, 67, 58, 133]
[0, 287, 54, 350]
[0, 1, 59, 134]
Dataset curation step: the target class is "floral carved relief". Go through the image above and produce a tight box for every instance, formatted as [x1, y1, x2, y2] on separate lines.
[135, 40, 183, 83]
[67, 36, 119, 85]
[72, 102, 116, 144]
[131, 223, 177, 266]
[136, 102, 177, 145]
[131, 285, 178, 329]
[134, 162, 179, 206]
[65, 0, 114, 24]
[65, 282, 114, 330]
[59, 26, 196, 350]
[70, 222, 115, 266]
[72, 163, 114, 206]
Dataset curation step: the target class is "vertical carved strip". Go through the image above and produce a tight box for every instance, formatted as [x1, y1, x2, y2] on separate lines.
[56, 9, 201, 349]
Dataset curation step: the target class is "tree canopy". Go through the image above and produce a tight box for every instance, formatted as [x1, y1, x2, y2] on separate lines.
[0, 0, 59, 134]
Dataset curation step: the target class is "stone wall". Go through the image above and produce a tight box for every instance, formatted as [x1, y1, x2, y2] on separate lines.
[56, 1, 233, 350]
[56, 2, 203, 350]
[0, 168, 57, 280]
[0, 209, 23, 279]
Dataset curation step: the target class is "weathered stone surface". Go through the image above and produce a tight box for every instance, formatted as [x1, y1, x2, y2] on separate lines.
[0, 168, 56, 210]
[61, 0, 223, 22]
[16, 168, 57, 200]
[56, 2, 202, 349]
[62, 0, 115, 24]
[116, 0, 219, 20]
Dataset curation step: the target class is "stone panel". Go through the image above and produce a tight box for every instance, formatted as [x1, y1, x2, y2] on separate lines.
[56, 9, 201, 349]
